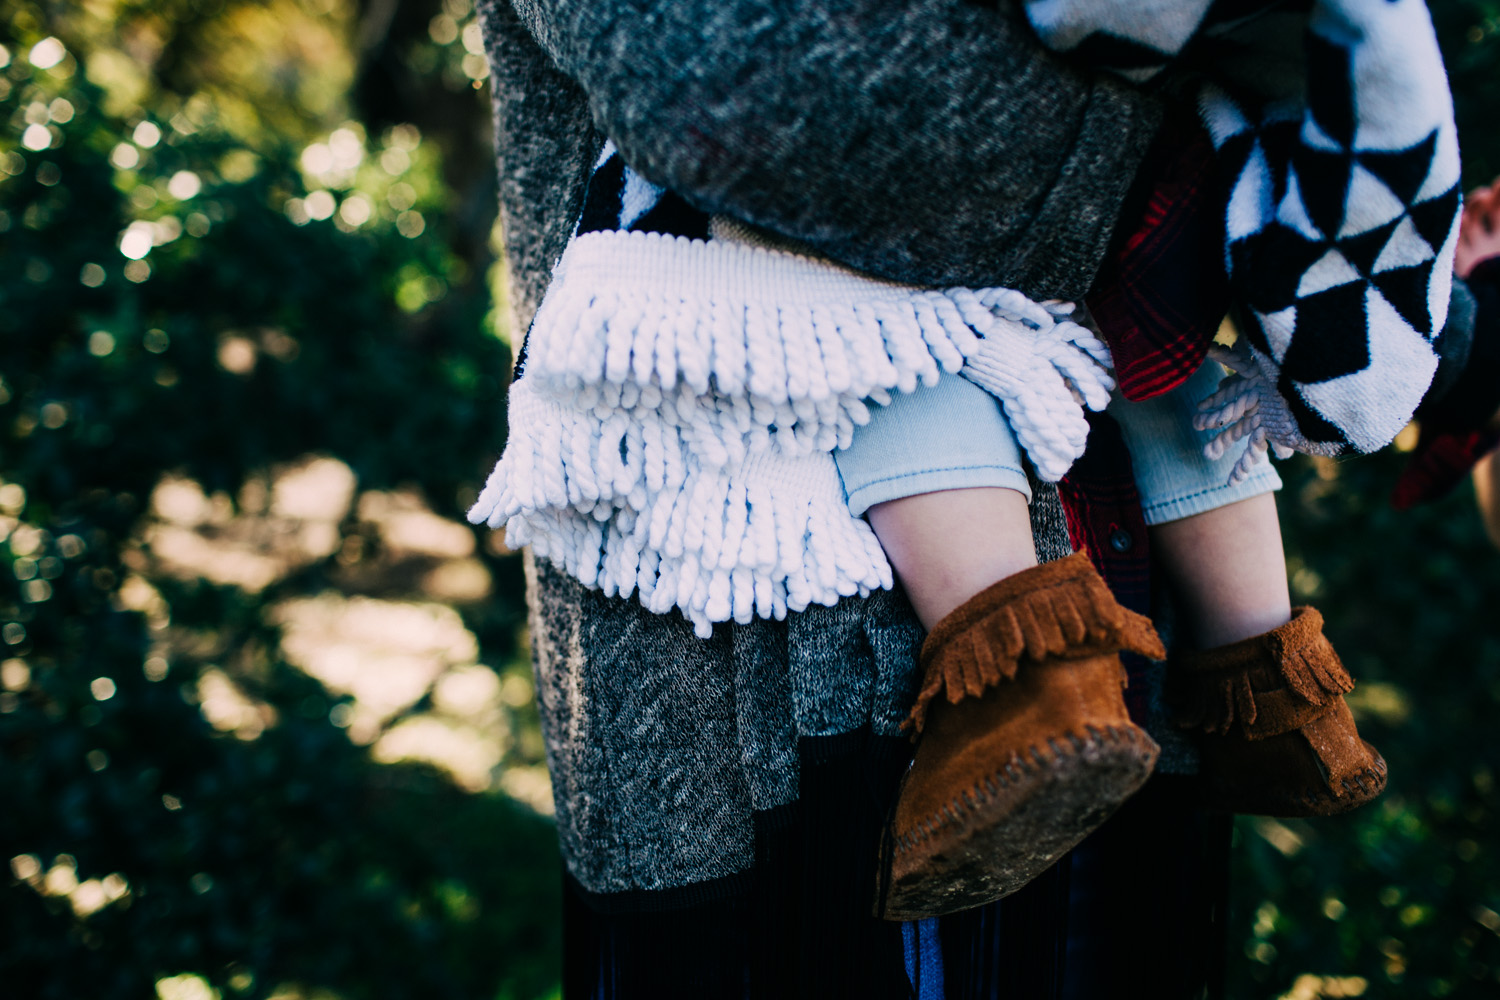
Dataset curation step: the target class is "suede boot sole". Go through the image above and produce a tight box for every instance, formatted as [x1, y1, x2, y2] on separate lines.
[1203, 739, 1388, 817]
[882, 723, 1159, 920]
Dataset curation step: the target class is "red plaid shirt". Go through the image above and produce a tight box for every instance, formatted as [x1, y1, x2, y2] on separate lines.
[1086, 110, 1228, 403]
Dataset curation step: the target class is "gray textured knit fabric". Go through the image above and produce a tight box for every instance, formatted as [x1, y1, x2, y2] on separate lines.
[476, 0, 1165, 896]
[486, 0, 1162, 304]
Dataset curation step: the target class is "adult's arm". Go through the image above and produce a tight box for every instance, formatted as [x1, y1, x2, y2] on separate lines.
[503, 0, 1162, 300]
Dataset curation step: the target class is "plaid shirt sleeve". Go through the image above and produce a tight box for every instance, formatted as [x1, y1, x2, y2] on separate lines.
[1086, 109, 1229, 403]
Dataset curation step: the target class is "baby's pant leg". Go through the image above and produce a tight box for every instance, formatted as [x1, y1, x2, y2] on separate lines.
[1107, 359, 1282, 525]
[834, 371, 1032, 516]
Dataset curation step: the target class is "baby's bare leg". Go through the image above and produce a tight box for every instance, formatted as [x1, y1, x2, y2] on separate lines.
[867, 486, 1036, 630]
[1148, 492, 1291, 649]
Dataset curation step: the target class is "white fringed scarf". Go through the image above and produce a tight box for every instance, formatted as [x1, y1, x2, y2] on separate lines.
[471, 203, 1113, 637]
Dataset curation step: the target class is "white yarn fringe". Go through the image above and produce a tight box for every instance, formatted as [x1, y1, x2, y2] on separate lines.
[474, 379, 891, 637]
[471, 228, 1113, 634]
[1194, 342, 1342, 485]
[521, 231, 1113, 471]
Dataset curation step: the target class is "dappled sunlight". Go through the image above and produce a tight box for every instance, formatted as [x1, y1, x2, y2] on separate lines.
[499, 764, 555, 817]
[142, 458, 355, 593]
[155, 974, 220, 1000]
[272, 594, 473, 743]
[1275, 974, 1368, 1000]
[2, 0, 561, 993]
[10, 853, 131, 921]
[128, 456, 530, 793]
[196, 667, 278, 740]
[357, 489, 474, 560]
[374, 714, 504, 793]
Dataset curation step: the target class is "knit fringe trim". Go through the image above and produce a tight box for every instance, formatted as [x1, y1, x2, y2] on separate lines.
[905, 553, 1167, 733]
[470, 379, 892, 638]
[519, 229, 1092, 465]
[469, 229, 1116, 635]
[1170, 607, 1354, 734]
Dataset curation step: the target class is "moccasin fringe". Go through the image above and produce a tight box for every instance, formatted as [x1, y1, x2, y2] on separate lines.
[1169, 607, 1355, 734]
[905, 553, 1166, 733]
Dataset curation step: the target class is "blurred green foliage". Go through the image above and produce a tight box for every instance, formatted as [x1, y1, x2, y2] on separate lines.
[3, 1, 1500, 999]
[1224, 6, 1500, 999]
[0, 1, 558, 998]
[1434, 0, 1500, 189]
[1230, 448, 1500, 1000]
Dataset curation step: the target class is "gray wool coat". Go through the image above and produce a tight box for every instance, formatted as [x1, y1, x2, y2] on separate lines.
[475, 0, 1164, 899]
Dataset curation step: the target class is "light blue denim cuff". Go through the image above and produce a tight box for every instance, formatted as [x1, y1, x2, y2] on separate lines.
[843, 464, 1033, 518]
[835, 371, 1032, 517]
[1137, 462, 1282, 526]
[1108, 359, 1284, 527]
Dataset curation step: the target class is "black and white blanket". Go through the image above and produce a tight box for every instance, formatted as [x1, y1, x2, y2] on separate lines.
[1026, 0, 1462, 469]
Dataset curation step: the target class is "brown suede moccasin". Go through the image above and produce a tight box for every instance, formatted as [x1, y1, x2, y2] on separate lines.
[1168, 606, 1387, 817]
[879, 552, 1165, 921]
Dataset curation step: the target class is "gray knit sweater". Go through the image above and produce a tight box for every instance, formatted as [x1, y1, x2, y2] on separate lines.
[476, 0, 1164, 897]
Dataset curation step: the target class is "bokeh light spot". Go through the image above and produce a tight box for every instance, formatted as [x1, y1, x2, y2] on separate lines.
[155, 973, 218, 1000]
[120, 222, 153, 259]
[110, 142, 139, 169]
[396, 210, 425, 239]
[284, 198, 310, 226]
[462, 23, 485, 55]
[28, 38, 65, 70]
[132, 121, 162, 149]
[328, 126, 364, 170]
[0, 485, 25, 515]
[387, 182, 416, 211]
[90, 676, 117, 701]
[304, 190, 335, 220]
[79, 263, 106, 288]
[167, 170, 201, 200]
[1, 659, 29, 690]
[462, 53, 489, 81]
[389, 123, 420, 149]
[300, 143, 332, 175]
[429, 14, 459, 44]
[217, 336, 258, 375]
[21, 125, 51, 152]
[380, 146, 410, 175]
[338, 194, 371, 226]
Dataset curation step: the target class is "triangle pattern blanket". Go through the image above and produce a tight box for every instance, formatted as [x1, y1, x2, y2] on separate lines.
[1027, 0, 1461, 465]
